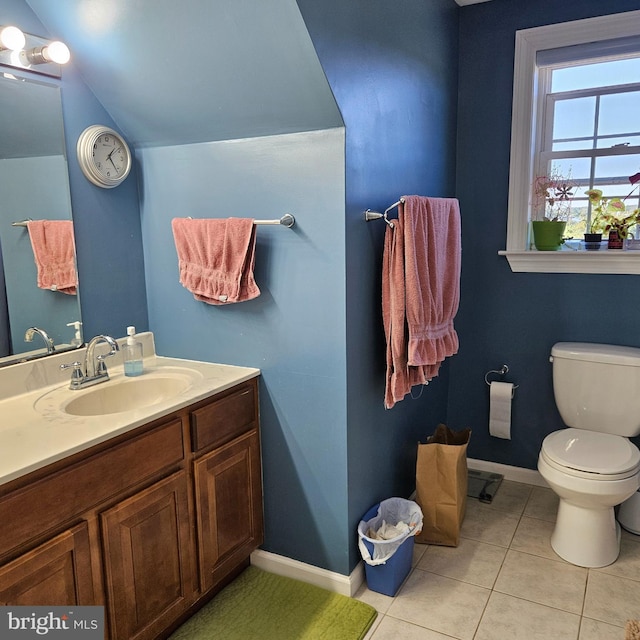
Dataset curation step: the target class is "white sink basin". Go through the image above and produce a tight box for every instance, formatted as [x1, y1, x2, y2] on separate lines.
[35, 367, 203, 417]
[64, 376, 190, 416]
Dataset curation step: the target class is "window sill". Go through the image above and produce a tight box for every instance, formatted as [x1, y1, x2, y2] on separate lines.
[499, 250, 640, 274]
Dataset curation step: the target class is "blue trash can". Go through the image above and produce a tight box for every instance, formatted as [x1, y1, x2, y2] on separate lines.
[358, 502, 419, 597]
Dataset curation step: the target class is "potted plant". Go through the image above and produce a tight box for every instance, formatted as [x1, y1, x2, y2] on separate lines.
[531, 172, 574, 251]
[586, 172, 640, 249]
[583, 190, 608, 250]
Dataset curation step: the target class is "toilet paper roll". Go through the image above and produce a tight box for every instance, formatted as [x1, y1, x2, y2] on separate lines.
[489, 381, 513, 440]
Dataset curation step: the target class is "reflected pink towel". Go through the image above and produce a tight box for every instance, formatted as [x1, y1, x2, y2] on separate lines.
[383, 196, 461, 408]
[27, 220, 77, 295]
[171, 218, 260, 305]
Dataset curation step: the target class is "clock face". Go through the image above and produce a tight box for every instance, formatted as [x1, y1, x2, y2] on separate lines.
[92, 132, 129, 182]
[77, 125, 131, 188]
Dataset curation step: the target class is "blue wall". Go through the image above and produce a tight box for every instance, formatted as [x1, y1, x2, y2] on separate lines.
[450, 0, 640, 471]
[295, 0, 459, 570]
[3, 0, 148, 341]
[1, 0, 148, 344]
[138, 129, 351, 573]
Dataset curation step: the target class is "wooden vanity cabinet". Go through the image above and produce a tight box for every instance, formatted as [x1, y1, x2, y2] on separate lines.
[0, 377, 262, 640]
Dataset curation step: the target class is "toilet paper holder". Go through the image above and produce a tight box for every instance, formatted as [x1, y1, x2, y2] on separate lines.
[485, 365, 519, 395]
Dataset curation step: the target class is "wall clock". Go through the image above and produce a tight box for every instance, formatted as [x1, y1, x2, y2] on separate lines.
[77, 125, 132, 188]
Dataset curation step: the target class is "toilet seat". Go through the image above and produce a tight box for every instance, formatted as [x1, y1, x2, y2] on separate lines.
[541, 428, 640, 480]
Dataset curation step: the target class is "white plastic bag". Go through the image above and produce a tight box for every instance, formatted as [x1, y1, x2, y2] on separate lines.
[358, 498, 423, 566]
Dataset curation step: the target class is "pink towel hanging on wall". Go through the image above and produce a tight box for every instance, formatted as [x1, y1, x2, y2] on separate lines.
[382, 196, 461, 409]
[171, 217, 260, 305]
[27, 220, 77, 295]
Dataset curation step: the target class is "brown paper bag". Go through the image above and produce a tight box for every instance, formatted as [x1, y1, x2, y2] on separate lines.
[415, 424, 471, 547]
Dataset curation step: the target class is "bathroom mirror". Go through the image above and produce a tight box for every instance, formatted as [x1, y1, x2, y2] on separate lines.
[0, 72, 82, 366]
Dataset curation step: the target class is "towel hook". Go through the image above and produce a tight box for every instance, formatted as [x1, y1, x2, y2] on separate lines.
[484, 365, 519, 390]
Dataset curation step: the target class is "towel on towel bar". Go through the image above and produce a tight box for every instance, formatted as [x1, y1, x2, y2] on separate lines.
[382, 196, 461, 408]
[171, 217, 260, 305]
[27, 220, 77, 295]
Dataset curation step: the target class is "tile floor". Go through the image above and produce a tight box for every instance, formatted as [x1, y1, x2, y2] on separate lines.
[356, 481, 640, 640]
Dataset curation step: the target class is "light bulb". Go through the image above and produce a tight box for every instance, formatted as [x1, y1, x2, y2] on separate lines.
[0, 26, 26, 51]
[43, 41, 70, 64]
[25, 41, 71, 66]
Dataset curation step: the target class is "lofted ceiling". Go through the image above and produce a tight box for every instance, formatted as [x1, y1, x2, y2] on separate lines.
[26, 0, 342, 148]
[22, 0, 491, 150]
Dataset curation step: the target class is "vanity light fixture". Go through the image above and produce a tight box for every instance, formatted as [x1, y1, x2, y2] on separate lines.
[24, 41, 70, 65]
[0, 26, 26, 51]
[0, 30, 70, 78]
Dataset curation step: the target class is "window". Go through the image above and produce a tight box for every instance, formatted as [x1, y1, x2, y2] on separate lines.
[539, 54, 640, 238]
[501, 10, 640, 274]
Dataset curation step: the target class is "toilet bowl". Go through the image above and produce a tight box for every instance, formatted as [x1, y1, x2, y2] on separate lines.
[538, 343, 640, 568]
[538, 429, 640, 567]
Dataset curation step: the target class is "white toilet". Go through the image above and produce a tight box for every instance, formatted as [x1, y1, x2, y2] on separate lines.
[538, 342, 640, 568]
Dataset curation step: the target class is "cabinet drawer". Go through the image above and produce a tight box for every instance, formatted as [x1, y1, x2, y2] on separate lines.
[191, 381, 257, 452]
[0, 419, 184, 557]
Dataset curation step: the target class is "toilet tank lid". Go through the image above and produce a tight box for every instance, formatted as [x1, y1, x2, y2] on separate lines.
[551, 342, 640, 366]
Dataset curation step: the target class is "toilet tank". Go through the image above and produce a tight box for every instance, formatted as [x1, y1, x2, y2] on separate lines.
[551, 342, 640, 437]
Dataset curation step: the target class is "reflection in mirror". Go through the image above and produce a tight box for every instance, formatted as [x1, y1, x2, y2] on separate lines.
[0, 72, 82, 366]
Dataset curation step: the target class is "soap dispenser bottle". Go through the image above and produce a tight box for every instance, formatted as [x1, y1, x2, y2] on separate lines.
[66, 321, 83, 347]
[123, 326, 143, 377]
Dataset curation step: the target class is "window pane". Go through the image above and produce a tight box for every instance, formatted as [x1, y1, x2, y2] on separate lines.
[552, 97, 595, 142]
[595, 182, 632, 199]
[566, 204, 588, 237]
[549, 157, 592, 183]
[552, 57, 640, 92]
[597, 134, 640, 148]
[598, 91, 640, 136]
[595, 153, 640, 180]
[553, 140, 592, 151]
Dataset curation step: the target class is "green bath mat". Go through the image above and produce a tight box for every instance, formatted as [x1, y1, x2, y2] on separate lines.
[169, 566, 377, 640]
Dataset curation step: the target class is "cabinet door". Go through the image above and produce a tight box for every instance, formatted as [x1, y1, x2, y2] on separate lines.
[0, 522, 95, 605]
[194, 429, 263, 591]
[101, 471, 196, 640]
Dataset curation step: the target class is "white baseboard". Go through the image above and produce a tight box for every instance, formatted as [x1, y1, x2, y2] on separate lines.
[250, 549, 365, 597]
[467, 458, 548, 488]
[251, 463, 546, 596]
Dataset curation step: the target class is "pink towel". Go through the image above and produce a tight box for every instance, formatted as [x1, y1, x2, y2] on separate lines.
[171, 217, 260, 305]
[383, 196, 461, 408]
[27, 220, 77, 295]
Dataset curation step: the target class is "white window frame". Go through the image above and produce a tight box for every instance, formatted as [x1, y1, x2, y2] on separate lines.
[500, 10, 640, 274]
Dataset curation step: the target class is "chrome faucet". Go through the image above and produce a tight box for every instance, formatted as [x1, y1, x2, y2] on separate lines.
[24, 326, 56, 354]
[61, 335, 119, 390]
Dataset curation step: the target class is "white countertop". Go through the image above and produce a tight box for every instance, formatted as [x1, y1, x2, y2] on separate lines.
[0, 332, 259, 487]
